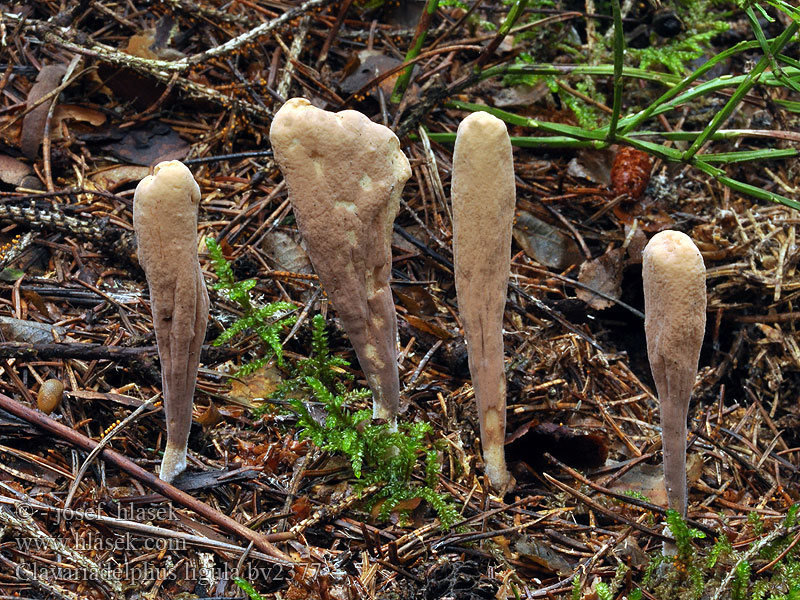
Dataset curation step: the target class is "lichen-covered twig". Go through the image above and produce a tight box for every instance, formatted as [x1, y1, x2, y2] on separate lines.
[5, 5, 344, 121]
[0, 507, 122, 597]
[0, 200, 137, 267]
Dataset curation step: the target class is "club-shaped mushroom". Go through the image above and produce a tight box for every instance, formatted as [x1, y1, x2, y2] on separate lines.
[452, 112, 516, 490]
[134, 160, 209, 483]
[269, 98, 411, 424]
[642, 230, 706, 517]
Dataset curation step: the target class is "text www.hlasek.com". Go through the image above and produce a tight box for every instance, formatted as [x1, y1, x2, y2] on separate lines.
[15, 532, 186, 552]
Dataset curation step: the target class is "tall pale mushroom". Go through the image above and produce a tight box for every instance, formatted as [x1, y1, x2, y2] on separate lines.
[452, 112, 516, 490]
[642, 230, 706, 518]
[269, 98, 411, 423]
[134, 160, 209, 483]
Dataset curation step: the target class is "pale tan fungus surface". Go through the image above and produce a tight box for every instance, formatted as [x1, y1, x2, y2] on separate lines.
[134, 160, 209, 483]
[642, 229, 706, 517]
[452, 111, 516, 490]
[269, 98, 411, 423]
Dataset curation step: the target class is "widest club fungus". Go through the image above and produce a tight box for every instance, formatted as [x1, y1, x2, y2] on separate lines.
[269, 98, 411, 423]
[452, 111, 516, 490]
[642, 230, 706, 518]
[134, 160, 209, 483]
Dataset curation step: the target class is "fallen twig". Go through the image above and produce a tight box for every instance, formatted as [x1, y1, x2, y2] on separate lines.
[0, 391, 292, 562]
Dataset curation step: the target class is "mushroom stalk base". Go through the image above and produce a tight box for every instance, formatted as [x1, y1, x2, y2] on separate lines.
[483, 433, 510, 490]
[160, 442, 188, 484]
[662, 528, 678, 557]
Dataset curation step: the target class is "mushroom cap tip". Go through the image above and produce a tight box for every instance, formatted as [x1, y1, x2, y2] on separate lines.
[269, 98, 410, 184]
[153, 159, 189, 174]
[457, 110, 509, 137]
[135, 160, 200, 206]
[645, 229, 697, 251]
[453, 112, 513, 168]
[642, 230, 704, 274]
[282, 97, 311, 110]
[272, 97, 311, 120]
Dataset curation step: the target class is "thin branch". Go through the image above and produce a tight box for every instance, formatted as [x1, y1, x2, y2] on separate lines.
[0, 391, 292, 563]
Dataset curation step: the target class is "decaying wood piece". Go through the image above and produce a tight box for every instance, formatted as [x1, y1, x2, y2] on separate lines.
[134, 160, 209, 482]
[269, 98, 411, 423]
[642, 230, 706, 517]
[452, 112, 516, 490]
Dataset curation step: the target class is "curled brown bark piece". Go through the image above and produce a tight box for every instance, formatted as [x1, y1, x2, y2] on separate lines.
[134, 160, 209, 482]
[452, 112, 516, 490]
[642, 230, 706, 517]
[21, 64, 67, 159]
[269, 98, 411, 423]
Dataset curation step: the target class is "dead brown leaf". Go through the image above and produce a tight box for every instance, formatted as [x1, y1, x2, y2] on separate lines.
[576, 248, 625, 310]
[20, 64, 67, 159]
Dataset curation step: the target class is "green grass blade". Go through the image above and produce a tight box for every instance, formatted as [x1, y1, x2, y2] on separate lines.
[692, 159, 800, 210]
[607, 0, 624, 141]
[391, 0, 439, 103]
[696, 148, 798, 164]
[683, 22, 799, 160]
[475, 0, 529, 70]
[446, 99, 608, 140]
[774, 98, 800, 112]
[617, 39, 764, 136]
[487, 63, 681, 86]
[746, 6, 800, 93]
